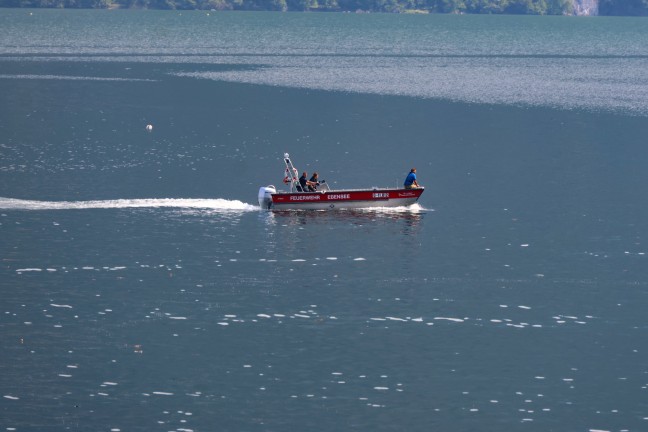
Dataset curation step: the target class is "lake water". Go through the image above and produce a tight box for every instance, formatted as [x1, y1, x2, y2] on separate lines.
[1, 9, 648, 432]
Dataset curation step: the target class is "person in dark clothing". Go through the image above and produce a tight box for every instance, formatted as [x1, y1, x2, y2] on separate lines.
[299, 172, 316, 192]
[308, 172, 320, 191]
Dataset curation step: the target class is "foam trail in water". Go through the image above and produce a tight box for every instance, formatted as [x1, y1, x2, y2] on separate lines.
[0, 197, 258, 211]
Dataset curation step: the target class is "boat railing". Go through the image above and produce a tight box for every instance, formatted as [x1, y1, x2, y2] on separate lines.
[316, 181, 331, 192]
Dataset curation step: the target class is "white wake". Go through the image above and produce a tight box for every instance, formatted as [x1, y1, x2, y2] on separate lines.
[0, 197, 258, 212]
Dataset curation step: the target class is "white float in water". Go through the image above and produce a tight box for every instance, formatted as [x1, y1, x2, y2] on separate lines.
[145, 124, 153, 131]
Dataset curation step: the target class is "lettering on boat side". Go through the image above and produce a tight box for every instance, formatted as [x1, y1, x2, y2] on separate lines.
[328, 194, 351, 200]
[290, 195, 321, 201]
[372, 192, 389, 198]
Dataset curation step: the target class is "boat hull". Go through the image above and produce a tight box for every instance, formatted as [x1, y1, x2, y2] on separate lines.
[269, 188, 424, 211]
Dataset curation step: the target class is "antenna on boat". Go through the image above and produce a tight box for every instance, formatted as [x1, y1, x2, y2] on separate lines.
[283, 153, 300, 193]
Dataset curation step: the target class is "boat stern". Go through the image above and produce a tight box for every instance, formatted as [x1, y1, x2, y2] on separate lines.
[258, 185, 277, 210]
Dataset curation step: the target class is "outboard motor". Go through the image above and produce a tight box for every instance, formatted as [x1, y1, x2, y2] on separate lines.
[258, 185, 276, 210]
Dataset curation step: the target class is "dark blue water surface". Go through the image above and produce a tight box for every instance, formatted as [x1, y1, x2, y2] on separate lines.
[1, 10, 648, 432]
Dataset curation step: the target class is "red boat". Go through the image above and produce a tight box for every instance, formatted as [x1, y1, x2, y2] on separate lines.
[258, 154, 424, 211]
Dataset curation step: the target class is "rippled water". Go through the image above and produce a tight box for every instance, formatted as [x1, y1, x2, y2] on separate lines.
[1, 10, 648, 432]
[2, 11, 648, 114]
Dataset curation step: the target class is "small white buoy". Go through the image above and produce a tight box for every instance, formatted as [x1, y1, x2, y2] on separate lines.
[145, 124, 153, 131]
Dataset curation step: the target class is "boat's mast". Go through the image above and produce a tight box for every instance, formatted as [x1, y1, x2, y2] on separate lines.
[283, 153, 300, 193]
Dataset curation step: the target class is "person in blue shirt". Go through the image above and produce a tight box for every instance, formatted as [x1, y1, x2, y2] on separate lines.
[404, 168, 420, 189]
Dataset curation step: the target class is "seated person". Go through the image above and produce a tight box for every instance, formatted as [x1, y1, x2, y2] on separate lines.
[404, 168, 420, 189]
[299, 171, 317, 192]
[308, 172, 320, 191]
